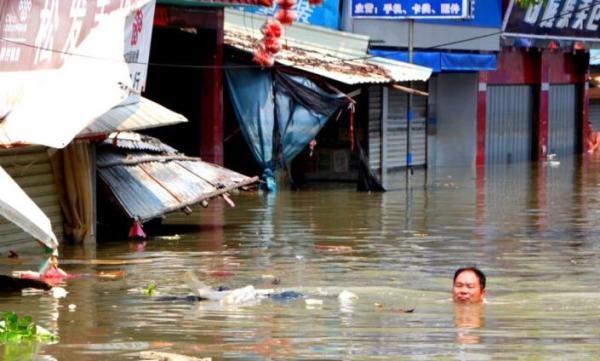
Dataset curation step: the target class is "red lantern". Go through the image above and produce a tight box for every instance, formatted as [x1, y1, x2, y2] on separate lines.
[275, 9, 297, 25]
[264, 36, 282, 54]
[253, 48, 275, 68]
[262, 20, 284, 38]
[308, 0, 323, 5]
[548, 40, 559, 51]
[258, 0, 273, 6]
[276, 0, 297, 8]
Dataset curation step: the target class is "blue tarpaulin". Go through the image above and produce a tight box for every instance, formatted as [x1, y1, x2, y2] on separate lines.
[225, 65, 350, 191]
[368, 50, 497, 73]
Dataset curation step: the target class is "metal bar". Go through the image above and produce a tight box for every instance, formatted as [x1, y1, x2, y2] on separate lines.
[390, 84, 429, 97]
[406, 19, 414, 190]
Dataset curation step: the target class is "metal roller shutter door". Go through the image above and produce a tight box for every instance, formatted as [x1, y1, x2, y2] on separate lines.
[486, 85, 534, 164]
[386, 82, 427, 169]
[589, 99, 600, 131]
[0, 146, 63, 252]
[548, 85, 578, 157]
[368, 85, 383, 173]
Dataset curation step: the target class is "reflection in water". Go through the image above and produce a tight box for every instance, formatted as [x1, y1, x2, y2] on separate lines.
[454, 303, 485, 344]
[4, 156, 600, 359]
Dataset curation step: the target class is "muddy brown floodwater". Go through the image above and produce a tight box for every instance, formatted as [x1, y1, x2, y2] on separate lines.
[2, 155, 600, 360]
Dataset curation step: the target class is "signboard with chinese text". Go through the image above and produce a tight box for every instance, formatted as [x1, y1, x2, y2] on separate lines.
[502, 0, 600, 41]
[351, 0, 470, 19]
[0, 0, 155, 93]
[0, 0, 156, 148]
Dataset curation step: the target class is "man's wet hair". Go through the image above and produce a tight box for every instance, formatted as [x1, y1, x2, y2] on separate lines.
[453, 266, 486, 290]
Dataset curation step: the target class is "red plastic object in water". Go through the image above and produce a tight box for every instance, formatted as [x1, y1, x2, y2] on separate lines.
[129, 220, 147, 239]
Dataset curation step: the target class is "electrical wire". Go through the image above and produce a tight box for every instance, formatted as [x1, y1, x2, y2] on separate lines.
[359, 0, 600, 61]
[0, 0, 598, 69]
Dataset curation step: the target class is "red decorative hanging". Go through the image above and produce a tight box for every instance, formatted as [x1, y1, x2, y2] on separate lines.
[276, 0, 297, 7]
[264, 36, 282, 54]
[574, 41, 586, 51]
[253, 48, 275, 68]
[547, 40, 559, 51]
[308, 0, 323, 5]
[258, 0, 274, 6]
[262, 20, 284, 38]
[275, 9, 297, 25]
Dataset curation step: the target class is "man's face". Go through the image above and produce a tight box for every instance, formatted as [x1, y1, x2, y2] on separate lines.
[453, 270, 485, 304]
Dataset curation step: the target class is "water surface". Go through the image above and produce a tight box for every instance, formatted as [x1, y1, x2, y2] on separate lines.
[2, 155, 600, 360]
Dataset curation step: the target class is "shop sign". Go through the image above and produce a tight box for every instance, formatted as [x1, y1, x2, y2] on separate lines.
[0, 0, 155, 93]
[351, 0, 470, 19]
[503, 0, 600, 41]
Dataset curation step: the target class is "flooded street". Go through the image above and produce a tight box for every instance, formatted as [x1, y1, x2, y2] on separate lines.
[3, 155, 600, 360]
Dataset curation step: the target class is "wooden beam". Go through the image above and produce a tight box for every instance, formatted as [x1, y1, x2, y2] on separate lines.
[390, 83, 429, 97]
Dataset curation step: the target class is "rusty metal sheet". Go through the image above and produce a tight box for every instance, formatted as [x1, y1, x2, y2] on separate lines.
[224, 10, 432, 85]
[78, 97, 188, 139]
[97, 132, 258, 222]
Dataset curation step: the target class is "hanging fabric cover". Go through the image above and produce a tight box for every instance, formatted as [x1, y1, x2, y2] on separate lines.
[273, 72, 349, 164]
[225, 64, 350, 191]
[49, 141, 94, 243]
[224, 65, 276, 190]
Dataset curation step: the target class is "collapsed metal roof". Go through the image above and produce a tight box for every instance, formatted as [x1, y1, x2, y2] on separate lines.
[78, 97, 188, 139]
[224, 9, 433, 85]
[97, 132, 258, 223]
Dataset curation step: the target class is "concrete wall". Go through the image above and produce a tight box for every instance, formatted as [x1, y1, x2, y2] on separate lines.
[431, 73, 478, 168]
[347, 21, 500, 52]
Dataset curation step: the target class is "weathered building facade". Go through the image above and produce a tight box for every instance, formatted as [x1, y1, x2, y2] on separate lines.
[342, 0, 594, 184]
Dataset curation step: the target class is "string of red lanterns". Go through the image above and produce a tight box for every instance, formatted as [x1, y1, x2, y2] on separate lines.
[253, 0, 323, 68]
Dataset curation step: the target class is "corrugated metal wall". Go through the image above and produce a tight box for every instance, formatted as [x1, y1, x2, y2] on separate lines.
[0, 146, 63, 252]
[386, 83, 427, 169]
[368, 85, 382, 173]
[486, 85, 534, 164]
[589, 99, 600, 131]
[548, 85, 578, 156]
[368, 83, 428, 175]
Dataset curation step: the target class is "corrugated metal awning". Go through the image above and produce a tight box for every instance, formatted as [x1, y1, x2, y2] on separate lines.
[78, 97, 188, 138]
[97, 132, 258, 223]
[224, 9, 432, 85]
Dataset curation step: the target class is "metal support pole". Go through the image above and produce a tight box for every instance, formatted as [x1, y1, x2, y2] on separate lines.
[406, 19, 414, 190]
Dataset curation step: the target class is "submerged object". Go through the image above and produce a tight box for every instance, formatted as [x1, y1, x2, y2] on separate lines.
[184, 271, 274, 304]
[270, 290, 302, 301]
[0, 275, 51, 293]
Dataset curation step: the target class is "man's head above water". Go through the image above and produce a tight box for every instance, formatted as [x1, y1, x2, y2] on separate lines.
[453, 266, 486, 304]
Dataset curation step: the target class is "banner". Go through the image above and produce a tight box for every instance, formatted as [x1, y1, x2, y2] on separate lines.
[0, 0, 155, 93]
[0, 0, 156, 148]
[503, 0, 600, 41]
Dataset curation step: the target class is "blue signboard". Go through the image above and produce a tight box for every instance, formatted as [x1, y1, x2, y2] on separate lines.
[351, 0, 470, 18]
[234, 0, 340, 30]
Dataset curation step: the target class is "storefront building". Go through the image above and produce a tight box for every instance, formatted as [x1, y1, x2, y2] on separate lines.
[342, 0, 594, 176]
